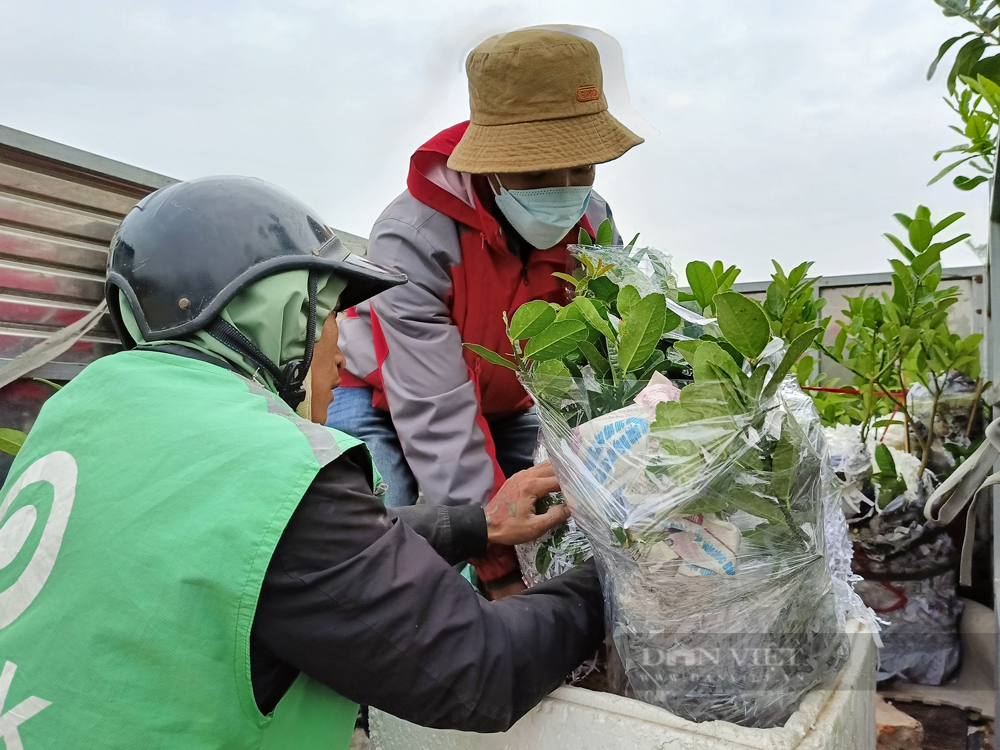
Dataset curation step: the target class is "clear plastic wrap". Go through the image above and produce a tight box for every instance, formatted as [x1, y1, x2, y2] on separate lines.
[854, 533, 962, 684]
[522, 368, 851, 728]
[823, 423, 961, 685]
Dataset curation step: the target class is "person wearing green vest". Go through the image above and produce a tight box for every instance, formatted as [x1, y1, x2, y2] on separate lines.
[0, 177, 604, 750]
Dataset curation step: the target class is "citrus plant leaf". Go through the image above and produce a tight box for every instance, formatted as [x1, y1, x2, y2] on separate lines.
[463, 344, 518, 371]
[875, 443, 897, 477]
[578, 340, 610, 377]
[595, 219, 614, 246]
[673, 339, 703, 365]
[32, 378, 63, 391]
[617, 293, 666, 373]
[617, 285, 641, 317]
[572, 297, 616, 341]
[908, 218, 934, 253]
[0, 428, 28, 457]
[713, 291, 770, 361]
[685, 260, 718, 310]
[729, 487, 787, 525]
[760, 327, 823, 401]
[509, 300, 557, 340]
[524, 320, 588, 361]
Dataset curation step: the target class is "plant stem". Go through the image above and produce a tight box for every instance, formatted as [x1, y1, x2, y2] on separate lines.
[967, 377, 984, 438]
[918, 384, 943, 477]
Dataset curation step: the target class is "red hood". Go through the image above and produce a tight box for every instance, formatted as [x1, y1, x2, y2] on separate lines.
[406, 122, 507, 249]
[405, 123, 597, 251]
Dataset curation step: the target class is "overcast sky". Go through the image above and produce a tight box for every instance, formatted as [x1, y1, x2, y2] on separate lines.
[1, 0, 990, 280]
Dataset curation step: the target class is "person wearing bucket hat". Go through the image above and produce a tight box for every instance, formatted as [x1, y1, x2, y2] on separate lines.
[0, 175, 606, 748]
[331, 28, 642, 597]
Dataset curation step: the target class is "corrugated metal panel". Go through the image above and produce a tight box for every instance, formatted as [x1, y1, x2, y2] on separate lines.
[0, 125, 176, 379]
[0, 124, 371, 482]
[0, 124, 371, 380]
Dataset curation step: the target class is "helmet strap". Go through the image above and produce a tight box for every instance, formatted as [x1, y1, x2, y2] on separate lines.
[206, 271, 319, 410]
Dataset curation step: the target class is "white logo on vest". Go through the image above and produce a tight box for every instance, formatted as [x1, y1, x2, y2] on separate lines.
[0, 451, 78, 630]
[0, 661, 49, 750]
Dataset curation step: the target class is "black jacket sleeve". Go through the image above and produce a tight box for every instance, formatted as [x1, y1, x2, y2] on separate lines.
[385, 502, 488, 565]
[250, 446, 604, 731]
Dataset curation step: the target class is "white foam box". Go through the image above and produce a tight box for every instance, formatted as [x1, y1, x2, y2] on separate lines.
[371, 620, 876, 750]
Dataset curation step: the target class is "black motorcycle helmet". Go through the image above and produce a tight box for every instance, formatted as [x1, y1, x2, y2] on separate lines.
[106, 175, 406, 407]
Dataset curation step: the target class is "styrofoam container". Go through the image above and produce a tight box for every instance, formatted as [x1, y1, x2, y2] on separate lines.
[371, 620, 875, 750]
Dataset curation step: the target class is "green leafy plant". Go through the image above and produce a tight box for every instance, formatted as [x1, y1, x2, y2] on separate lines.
[871, 444, 909, 509]
[927, 0, 1000, 190]
[678, 261, 741, 315]
[466, 220, 823, 548]
[818, 207, 982, 474]
[764, 261, 830, 342]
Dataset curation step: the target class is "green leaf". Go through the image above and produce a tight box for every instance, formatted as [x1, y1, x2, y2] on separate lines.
[680, 496, 731, 515]
[572, 297, 616, 340]
[928, 154, 978, 185]
[692, 341, 746, 386]
[588, 276, 619, 303]
[535, 545, 552, 575]
[577, 228, 594, 245]
[949, 37, 987, 95]
[764, 283, 785, 320]
[595, 219, 614, 246]
[892, 275, 911, 310]
[531, 359, 574, 403]
[686, 260, 718, 310]
[932, 211, 965, 234]
[638, 350, 667, 380]
[795, 356, 814, 385]
[893, 212, 913, 229]
[0, 428, 27, 457]
[770, 427, 799, 502]
[617, 293, 667, 373]
[955, 174, 990, 189]
[972, 54, 1000, 87]
[729, 487, 788, 526]
[713, 291, 770, 361]
[673, 339, 703, 365]
[884, 233, 915, 261]
[464, 344, 518, 371]
[746, 363, 771, 400]
[552, 272, 581, 286]
[624, 232, 640, 251]
[32, 377, 63, 391]
[578, 340, 611, 377]
[912, 247, 942, 276]
[617, 285, 641, 317]
[787, 261, 812, 290]
[718, 265, 741, 291]
[523, 320, 588, 361]
[928, 32, 976, 80]
[908, 218, 934, 252]
[874, 443, 897, 477]
[760, 327, 823, 401]
[509, 300, 557, 340]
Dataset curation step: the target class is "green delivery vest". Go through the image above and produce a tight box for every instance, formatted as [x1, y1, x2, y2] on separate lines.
[0, 350, 378, 749]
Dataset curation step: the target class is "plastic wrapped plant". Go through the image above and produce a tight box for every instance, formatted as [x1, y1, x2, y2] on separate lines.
[467, 222, 858, 727]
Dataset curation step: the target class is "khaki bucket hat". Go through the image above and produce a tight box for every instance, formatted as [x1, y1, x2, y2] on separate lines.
[447, 29, 644, 174]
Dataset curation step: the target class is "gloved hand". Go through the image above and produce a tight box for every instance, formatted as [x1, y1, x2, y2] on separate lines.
[484, 462, 570, 546]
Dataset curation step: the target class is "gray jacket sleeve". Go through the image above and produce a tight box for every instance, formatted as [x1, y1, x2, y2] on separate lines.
[250, 447, 605, 731]
[366, 203, 499, 509]
[363, 193, 619, 512]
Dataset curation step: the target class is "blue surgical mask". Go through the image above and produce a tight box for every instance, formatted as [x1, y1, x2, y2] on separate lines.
[491, 176, 593, 250]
